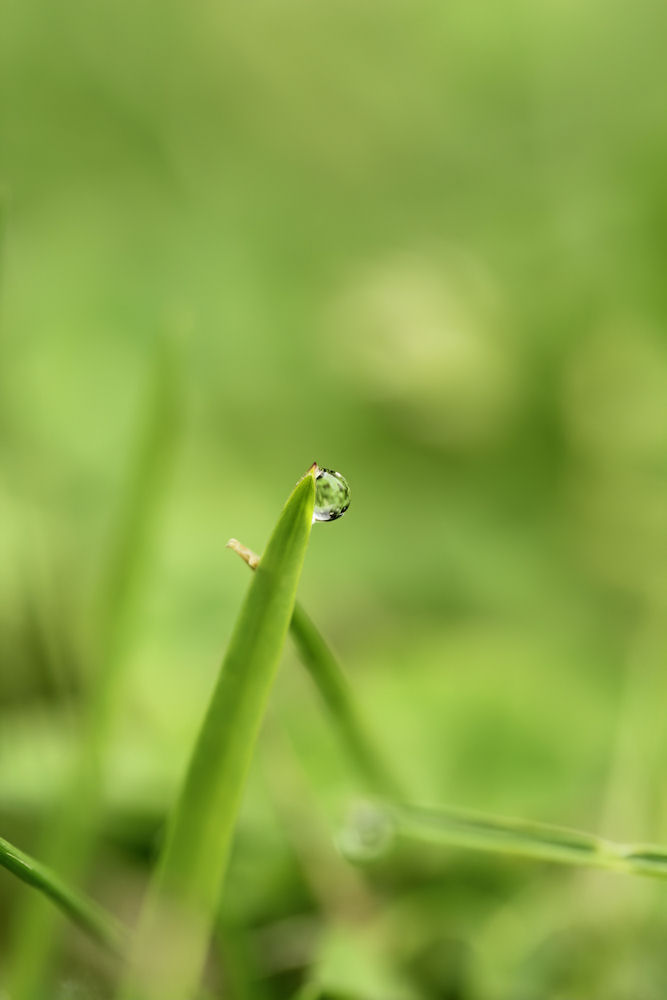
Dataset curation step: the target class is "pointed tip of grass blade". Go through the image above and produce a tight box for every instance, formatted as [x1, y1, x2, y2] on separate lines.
[227, 464, 318, 570]
[302, 461, 320, 481]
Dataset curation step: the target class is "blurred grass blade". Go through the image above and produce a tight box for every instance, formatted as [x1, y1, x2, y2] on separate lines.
[215, 916, 270, 1000]
[342, 801, 667, 880]
[228, 539, 403, 799]
[8, 340, 179, 1000]
[118, 466, 317, 1000]
[0, 834, 126, 953]
[290, 985, 322, 1000]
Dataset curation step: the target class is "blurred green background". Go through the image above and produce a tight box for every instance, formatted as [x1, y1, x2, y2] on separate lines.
[2, 0, 667, 997]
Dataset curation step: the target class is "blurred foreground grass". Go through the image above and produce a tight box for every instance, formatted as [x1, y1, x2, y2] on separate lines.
[2, 0, 667, 997]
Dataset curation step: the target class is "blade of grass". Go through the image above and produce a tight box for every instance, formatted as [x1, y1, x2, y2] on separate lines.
[117, 465, 317, 1000]
[341, 801, 667, 881]
[290, 604, 404, 798]
[227, 539, 404, 799]
[8, 340, 178, 1000]
[290, 985, 322, 1000]
[0, 834, 126, 953]
[215, 916, 270, 1000]
[226, 551, 667, 886]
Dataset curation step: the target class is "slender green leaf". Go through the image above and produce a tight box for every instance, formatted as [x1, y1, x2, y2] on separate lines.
[222, 553, 667, 885]
[8, 340, 179, 1000]
[0, 834, 126, 953]
[118, 466, 317, 1000]
[289, 604, 405, 799]
[341, 800, 667, 880]
[215, 916, 270, 1000]
[289, 985, 322, 1000]
[228, 539, 403, 799]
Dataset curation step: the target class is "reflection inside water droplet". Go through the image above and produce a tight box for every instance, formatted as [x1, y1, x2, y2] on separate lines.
[313, 468, 350, 523]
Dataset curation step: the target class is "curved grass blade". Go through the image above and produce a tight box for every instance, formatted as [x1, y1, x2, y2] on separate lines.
[118, 466, 317, 1000]
[0, 834, 126, 953]
[228, 539, 404, 799]
[341, 801, 667, 880]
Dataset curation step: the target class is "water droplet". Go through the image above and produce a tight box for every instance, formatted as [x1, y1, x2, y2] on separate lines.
[336, 802, 396, 863]
[313, 468, 350, 523]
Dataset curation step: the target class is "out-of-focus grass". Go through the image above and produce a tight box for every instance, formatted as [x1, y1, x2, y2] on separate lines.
[6, 342, 178, 999]
[2, 0, 667, 996]
[0, 833, 125, 952]
[342, 802, 667, 880]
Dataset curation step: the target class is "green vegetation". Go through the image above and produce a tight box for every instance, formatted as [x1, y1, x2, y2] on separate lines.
[6, 339, 178, 1000]
[342, 803, 667, 880]
[119, 469, 316, 1000]
[0, 834, 125, 953]
[228, 538, 403, 800]
[2, 1, 667, 997]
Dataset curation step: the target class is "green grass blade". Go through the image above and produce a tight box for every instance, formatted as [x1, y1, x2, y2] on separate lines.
[0, 834, 126, 953]
[289, 604, 404, 799]
[8, 340, 178, 1000]
[341, 801, 667, 880]
[224, 544, 667, 890]
[118, 466, 317, 1000]
[227, 540, 404, 799]
[290, 985, 322, 1000]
